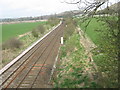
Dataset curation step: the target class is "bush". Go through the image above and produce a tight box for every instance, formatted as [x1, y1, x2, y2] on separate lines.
[37, 25, 45, 34]
[2, 37, 23, 50]
[48, 17, 60, 26]
[63, 18, 76, 41]
[32, 29, 39, 38]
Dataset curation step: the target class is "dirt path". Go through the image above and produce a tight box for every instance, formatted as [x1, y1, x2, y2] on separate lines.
[18, 32, 31, 38]
[77, 27, 98, 80]
[78, 28, 97, 61]
[78, 28, 96, 53]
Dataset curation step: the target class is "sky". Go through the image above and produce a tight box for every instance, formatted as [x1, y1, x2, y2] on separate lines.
[0, 0, 118, 19]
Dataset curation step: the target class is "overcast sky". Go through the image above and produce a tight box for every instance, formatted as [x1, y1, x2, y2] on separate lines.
[0, 0, 118, 19]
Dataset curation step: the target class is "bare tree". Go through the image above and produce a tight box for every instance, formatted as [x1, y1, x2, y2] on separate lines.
[63, 0, 108, 15]
[62, 0, 115, 30]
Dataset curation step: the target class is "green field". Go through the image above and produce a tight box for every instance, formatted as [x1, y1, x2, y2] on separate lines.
[2, 21, 46, 43]
[78, 18, 105, 45]
[78, 16, 118, 45]
[78, 17, 118, 87]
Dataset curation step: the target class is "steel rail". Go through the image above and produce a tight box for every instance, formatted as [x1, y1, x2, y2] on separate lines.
[30, 26, 64, 88]
[0, 21, 62, 75]
[2, 21, 64, 89]
[0, 21, 62, 88]
[14, 23, 63, 88]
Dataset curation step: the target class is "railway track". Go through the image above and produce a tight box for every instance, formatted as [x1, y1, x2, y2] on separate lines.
[0, 21, 65, 88]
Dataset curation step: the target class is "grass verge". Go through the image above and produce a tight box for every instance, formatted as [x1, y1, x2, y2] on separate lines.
[53, 32, 100, 88]
[77, 16, 118, 88]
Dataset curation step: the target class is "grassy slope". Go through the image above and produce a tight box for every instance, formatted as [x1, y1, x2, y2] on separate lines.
[54, 17, 118, 88]
[79, 16, 118, 45]
[78, 17, 118, 87]
[54, 33, 100, 88]
[79, 18, 105, 45]
[2, 21, 46, 42]
[78, 17, 109, 66]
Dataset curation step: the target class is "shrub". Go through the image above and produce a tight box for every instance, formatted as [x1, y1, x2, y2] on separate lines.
[2, 43, 7, 50]
[2, 37, 23, 50]
[63, 18, 76, 41]
[37, 25, 45, 34]
[32, 29, 39, 38]
[48, 17, 60, 26]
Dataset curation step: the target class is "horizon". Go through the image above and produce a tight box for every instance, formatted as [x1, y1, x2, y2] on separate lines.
[0, 9, 78, 19]
[0, 0, 118, 19]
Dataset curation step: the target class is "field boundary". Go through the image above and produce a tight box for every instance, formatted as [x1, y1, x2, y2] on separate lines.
[0, 21, 62, 75]
[1, 20, 48, 25]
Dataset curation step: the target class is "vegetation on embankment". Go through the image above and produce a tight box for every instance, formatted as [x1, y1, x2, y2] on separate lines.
[77, 16, 118, 88]
[54, 32, 100, 88]
[2, 21, 47, 43]
[53, 16, 118, 88]
[53, 18, 100, 88]
[1, 18, 60, 68]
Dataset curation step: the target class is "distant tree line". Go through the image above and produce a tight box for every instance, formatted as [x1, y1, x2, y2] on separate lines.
[1, 13, 69, 23]
[1, 10, 85, 23]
